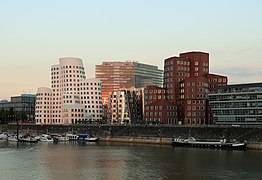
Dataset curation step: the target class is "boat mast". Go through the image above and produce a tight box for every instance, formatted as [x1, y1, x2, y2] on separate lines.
[16, 118, 19, 140]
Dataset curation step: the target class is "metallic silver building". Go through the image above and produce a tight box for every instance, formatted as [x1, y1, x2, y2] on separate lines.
[108, 87, 144, 124]
[208, 83, 262, 125]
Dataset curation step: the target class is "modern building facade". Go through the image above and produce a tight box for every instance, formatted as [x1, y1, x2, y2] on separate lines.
[35, 57, 103, 125]
[0, 94, 36, 123]
[108, 87, 144, 124]
[144, 86, 177, 124]
[157, 51, 228, 125]
[95, 61, 163, 104]
[209, 83, 262, 125]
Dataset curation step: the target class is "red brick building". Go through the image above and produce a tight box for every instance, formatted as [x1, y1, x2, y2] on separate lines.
[145, 51, 228, 125]
[144, 86, 177, 124]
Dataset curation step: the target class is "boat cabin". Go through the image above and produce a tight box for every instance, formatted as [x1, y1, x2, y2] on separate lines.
[77, 134, 92, 140]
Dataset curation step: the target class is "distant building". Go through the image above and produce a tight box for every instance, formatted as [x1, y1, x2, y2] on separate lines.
[209, 83, 262, 125]
[108, 87, 144, 124]
[95, 61, 163, 104]
[0, 94, 36, 123]
[35, 57, 103, 125]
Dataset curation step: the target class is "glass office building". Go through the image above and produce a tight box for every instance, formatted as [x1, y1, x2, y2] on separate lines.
[208, 83, 262, 125]
[0, 94, 36, 123]
[96, 61, 163, 104]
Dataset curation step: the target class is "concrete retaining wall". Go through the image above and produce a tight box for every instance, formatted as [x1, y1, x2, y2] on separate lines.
[4, 124, 262, 149]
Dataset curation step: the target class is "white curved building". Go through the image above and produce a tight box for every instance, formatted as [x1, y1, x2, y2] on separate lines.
[35, 57, 102, 124]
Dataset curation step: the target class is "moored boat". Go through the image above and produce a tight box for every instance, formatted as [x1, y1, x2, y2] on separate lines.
[53, 135, 69, 142]
[172, 137, 247, 150]
[7, 133, 38, 143]
[0, 132, 8, 140]
[7, 134, 19, 142]
[77, 134, 99, 142]
[66, 133, 79, 141]
[37, 134, 54, 142]
[18, 137, 38, 143]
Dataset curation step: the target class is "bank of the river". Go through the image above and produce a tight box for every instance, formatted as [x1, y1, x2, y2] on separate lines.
[99, 136, 262, 150]
[4, 124, 262, 150]
[99, 136, 172, 145]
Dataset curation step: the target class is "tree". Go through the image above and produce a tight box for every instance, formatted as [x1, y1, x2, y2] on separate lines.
[102, 104, 109, 124]
[0, 108, 6, 124]
[17, 110, 28, 121]
[9, 107, 15, 124]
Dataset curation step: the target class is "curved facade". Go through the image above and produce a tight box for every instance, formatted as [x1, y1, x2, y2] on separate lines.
[35, 57, 102, 124]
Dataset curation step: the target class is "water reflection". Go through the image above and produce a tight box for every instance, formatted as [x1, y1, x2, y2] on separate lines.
[0, 141, 261, 179]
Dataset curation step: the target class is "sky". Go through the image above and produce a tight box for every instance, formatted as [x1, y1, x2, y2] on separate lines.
[0, 0, 262, 100]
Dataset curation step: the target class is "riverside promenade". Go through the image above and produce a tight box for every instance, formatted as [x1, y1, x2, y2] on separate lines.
[4, 124, 262, 150]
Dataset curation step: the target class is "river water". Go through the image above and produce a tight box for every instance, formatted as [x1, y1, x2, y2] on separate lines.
[0, 141, 261, 180]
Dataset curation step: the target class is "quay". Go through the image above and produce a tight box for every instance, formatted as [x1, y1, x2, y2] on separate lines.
[2, 124, 262, 150]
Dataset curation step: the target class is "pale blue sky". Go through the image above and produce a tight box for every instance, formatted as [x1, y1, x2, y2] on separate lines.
[0, 0, 262, 100]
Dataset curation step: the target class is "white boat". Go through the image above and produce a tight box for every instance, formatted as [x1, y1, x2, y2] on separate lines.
[54, 135, 69, 142]
[7, 137, 18, 142]
[38, 134, 54, 142]
[66, 134, 79, 141]
[19, 137, 38, 143]
[7, 134, 21, 142]
[0, 132, 8, 140]
[77, 134, 99, 142]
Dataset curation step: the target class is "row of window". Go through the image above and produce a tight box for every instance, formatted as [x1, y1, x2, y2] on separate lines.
[82, 101, 102, 106]
[81, 96, 102, 100]
[144, 117, 176, 122]
[209, 94, 262, 101]
[144, 95, 165, 100]
[36, 109, 61, 113]
[145, 106, 176, 110]
[180, 94, 207, 99]
[177, 60, 190, 66]
[165, 61, 208, 68]
[52, 74, 85, 79]
[187, 100, 205, 104]
[36, 119, 62, 124]
[181, 88, 207, 93]
[186, 112, 205, 117]
[37, 93, 52, 96]
[58, 65, 84, 70]
[36, 114, 61, 117]
[145, 89, 165, 94]
[187, 106, 205, 110]
[210, 101, 262, 108]
[209, 78, 227, 83]
[60, 70, 85, 74]
[181, 82, 209, 87]
[185, 118, 205, 125]
[145, 112, 177, 116]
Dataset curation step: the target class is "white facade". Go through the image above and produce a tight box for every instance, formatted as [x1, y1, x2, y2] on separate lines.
[35, 57, 102, 124]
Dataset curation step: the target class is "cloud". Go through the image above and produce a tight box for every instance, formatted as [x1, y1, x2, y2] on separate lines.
[211, 67, 262, 84]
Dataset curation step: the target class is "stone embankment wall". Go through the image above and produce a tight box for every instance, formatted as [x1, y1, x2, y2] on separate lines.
[4, 124, 262, 149]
